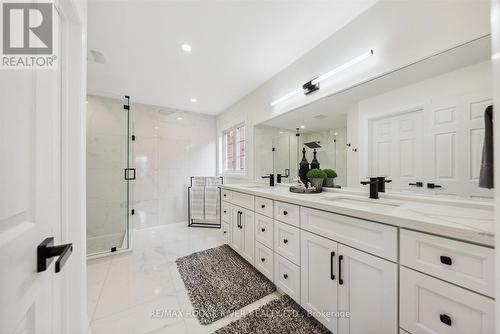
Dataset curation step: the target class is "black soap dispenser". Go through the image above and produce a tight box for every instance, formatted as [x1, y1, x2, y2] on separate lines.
[299, 147, 310, 183]
[310, 148, 320, 170]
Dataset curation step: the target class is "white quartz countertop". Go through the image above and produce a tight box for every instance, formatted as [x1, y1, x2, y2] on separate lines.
[220, 183, 495, 247]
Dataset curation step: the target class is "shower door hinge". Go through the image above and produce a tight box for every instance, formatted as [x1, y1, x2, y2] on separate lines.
[131, 209, 135, 215]
[272, 147, 275, 151]
[131, 135, 136, 141]
[123, 104, 129, 110]
[111, 247, 117, 252]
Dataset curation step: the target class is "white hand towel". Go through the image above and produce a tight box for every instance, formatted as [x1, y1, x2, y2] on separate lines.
[192, 176, 206, 187]
[190, 186, 205, 220]
[204, 185, 219, 222]
[206, 177, 221, 186]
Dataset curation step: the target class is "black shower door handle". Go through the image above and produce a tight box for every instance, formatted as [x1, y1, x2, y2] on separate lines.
[124, 168, 136, 180]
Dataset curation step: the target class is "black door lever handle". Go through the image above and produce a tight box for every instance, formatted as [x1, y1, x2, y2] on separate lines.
[37, 237, 73, 273]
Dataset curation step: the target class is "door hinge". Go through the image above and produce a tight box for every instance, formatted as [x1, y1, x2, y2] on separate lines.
[131, 135, 136, 141]
[131, 209, 135, 215]
[111, 247, 117, 252]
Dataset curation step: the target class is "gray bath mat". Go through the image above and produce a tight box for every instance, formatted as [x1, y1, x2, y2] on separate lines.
[176, 245, 276, 325]
[214, 295, 332, 334]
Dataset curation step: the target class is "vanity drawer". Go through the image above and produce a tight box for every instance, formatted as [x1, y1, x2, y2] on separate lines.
[255, 213, 274, 250]
[221, 202, 231, 223]
[221, 221, 230, 244]
[274, 201, 299, 227]
[274, 220, 300, 265]
[274, 253, 300, 304]
[222, 190, 254, 210]
[400, 230, 495, 297]
[400, 267, 494, 334]
[255, 196, 274, 218]
[301, 207, 397, 261]
[255, 241, 274, 281]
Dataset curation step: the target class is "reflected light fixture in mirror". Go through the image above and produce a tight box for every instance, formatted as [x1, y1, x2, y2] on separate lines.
[270, 49, 374, 107]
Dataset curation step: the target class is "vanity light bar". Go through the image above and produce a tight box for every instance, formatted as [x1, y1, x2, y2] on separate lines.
[270, 87, 303, 106]
[311, 49, 374, 86]
[270, 49, 374, 107]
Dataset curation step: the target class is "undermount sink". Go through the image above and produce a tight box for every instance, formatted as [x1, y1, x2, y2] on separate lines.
[242, 184, 271, 189]
[322, 196, 401, 209]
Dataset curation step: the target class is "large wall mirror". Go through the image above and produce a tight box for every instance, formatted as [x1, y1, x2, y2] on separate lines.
[255, 36, 494, 199]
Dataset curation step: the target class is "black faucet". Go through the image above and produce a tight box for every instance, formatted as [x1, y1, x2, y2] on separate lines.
[262, 174, 275, 186]
[377, 176, 392, 193]
[276, 169, 290, 184]
[360, 177, 379, 199]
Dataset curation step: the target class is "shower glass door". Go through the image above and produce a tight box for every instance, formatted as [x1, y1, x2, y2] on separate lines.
[86, 95, 130, 256]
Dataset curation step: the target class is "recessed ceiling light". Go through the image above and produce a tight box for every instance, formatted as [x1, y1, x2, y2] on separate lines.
[181, 44, 192, 52]
[300, 125, 305, 129]
[190, 98, 197, 103]
[177, 117, 183, 121]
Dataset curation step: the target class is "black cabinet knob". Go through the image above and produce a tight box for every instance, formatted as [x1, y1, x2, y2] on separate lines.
[223, 231, 227, 234]
[283, 239, 288, 244]
[261, 204, 265, 209]
[283, 274, 288, 279]
[223, 210, 227, 213]
[283, 211, 288, 215]
[261, 228, 265, 232]
[440, 314, 452, 326]
[261, 258, 265, 262]
[223, 194, 227, 197]
[440, 256, 452, 266]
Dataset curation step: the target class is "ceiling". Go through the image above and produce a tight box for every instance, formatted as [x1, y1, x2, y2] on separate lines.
[87, 0, 377, 115]
[263, 36, 491, 132]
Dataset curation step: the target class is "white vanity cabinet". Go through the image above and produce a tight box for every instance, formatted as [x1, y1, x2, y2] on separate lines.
[220, 186, 494, 334]
[230, 207, 255, 264]
[300, 230, 398, 334]
[337, 244, 398, 334]
[300, 230, 339, 332]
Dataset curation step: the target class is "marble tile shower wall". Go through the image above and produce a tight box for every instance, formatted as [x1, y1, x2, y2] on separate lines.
[131, 103, 217, 229]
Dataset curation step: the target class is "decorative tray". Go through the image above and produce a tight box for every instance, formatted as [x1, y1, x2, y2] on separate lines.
[289, 186, 322, 194]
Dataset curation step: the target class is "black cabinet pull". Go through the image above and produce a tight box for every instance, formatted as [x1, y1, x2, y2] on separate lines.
[283, 274, 288, 279]
[283, 239, 288, 244]
[283, 210, 288, 216]
[440, 314, 452, 326]
[261, 228, 266, 232]
[261, 204, 265, 209]
[261, 258, 265, 262]
[37, 237, 73, 273]
[338, 255, 344, 285]
[330, 251, 335, 280]
[440, 256, 452, 265]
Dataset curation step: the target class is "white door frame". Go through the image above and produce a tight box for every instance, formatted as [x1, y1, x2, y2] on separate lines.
[490, 0, 500, 330]
[55, 0, 87, 332]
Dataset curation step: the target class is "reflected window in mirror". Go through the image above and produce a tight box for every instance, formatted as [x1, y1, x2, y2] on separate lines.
[223, 124, 246, 173]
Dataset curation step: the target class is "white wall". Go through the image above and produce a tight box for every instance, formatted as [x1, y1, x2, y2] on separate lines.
[351, 61, 493, 188]
[131, 102, 217, 229]
[216, 0, 490, 182]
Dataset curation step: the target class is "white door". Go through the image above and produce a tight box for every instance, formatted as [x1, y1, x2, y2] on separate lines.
[300, 231, 338, 333]
[424, 94, 494, 198]
[369, 109, 424, 194]
[240, 208, 255, 264]
[0, 5, 82, 334]
[337, 244, 398, 334]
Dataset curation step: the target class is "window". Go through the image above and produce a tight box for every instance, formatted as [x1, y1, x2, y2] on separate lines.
[223, 124, 246, 173]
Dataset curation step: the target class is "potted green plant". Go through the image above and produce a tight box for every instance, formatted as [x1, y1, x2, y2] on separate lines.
[306, 169, 327, 192]
[323, 169, 338, 187]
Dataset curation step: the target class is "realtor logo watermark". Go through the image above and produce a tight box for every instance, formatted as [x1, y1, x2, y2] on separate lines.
[1, 0, 58, 69]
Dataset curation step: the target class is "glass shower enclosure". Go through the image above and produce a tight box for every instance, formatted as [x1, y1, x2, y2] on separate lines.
[86, 95, 132, 256]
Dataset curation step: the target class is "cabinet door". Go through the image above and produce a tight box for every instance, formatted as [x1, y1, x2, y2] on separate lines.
[240, 208, 255, 264]
[300, 230, 338, 333]
[338, 244, 398, 334]
[230, 207, 242, 253]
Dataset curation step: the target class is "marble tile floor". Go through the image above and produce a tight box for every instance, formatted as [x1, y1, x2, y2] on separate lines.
[87, 222, 281, 334]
